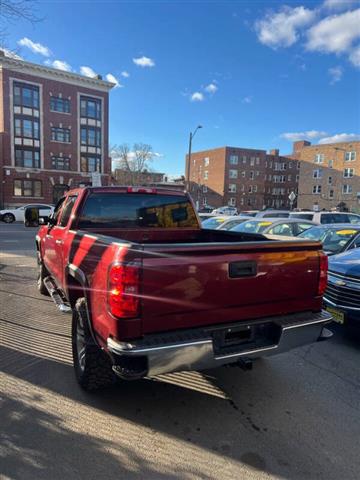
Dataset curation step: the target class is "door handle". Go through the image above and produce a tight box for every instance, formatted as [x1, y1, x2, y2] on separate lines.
[55, 240, 63, 245]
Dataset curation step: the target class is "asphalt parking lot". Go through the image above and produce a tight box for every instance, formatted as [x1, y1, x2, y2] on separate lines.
[1, 223, 360, 480]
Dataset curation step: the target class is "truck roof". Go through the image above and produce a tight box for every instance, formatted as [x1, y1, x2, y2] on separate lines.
[66, 185, 187, 197]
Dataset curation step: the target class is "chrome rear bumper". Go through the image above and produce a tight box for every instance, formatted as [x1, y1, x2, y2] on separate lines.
[107, 310, 332, 379]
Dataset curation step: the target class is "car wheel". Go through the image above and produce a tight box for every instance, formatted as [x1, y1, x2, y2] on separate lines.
[72, 297, 117, 392]
[3, 213, 15, 223]
[37, 254, 50, 296]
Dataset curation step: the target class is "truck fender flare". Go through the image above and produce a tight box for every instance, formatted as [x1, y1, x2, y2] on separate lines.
[66, 263, 98, 345]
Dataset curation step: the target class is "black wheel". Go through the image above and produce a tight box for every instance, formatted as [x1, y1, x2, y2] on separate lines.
[3, 213, 15, 223]
[37, 254, 50, 296]
[72, 297, 117, 392]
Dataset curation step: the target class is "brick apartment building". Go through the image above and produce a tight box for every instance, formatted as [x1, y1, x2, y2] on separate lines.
[291, 140, 360, 213]
[186, 146, 299, 211]
[0, 52, 114, 207]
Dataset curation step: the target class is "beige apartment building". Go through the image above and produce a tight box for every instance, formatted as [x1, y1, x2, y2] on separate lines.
[293, 140, 360, 213]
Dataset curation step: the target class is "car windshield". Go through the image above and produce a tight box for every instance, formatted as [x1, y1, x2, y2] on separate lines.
[231, 220, 273, 233]
[202, 217, 227, 229]
[300, 227, 359, 253]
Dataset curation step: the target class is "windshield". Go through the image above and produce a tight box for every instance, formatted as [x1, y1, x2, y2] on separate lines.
[202, 217, 227, 229]
[231, 220, 273, 233]
[78, 193, 199, 229]
[300, 227, 358, 254]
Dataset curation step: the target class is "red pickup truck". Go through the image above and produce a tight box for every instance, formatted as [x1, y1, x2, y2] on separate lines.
[26, 186, 332, 391]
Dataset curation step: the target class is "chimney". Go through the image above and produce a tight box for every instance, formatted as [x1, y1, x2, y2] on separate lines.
[0, 50, 5, 57]
[269, 149, 279, 156]
[95, 74, 103, 80]
[293, 140, 311, 153]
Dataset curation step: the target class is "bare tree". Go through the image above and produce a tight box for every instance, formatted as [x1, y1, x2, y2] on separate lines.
[0, 0, 41, 52]
[111, 143, 155, 185]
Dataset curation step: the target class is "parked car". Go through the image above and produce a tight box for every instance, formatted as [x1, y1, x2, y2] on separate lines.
[201, 215, 232, 229]
[290, 211, 360, 225]
[230, 218, 316, 236]
[217, 216, 251, 231]
[198, 212, 217, 222]
[25, 186, 332, 391]
[0, 204, 54, 223]
[299, 224, 360, 255]
[323, 248, 360, 326]
[239, 210, 259, 217]
[212, 206, 238, 215]
[255, 210, 290, 218]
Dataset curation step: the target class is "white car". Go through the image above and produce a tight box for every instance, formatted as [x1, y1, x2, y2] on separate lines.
[212, 206, 238, 216]
[289, 211, 360, 225]
[0, 204, 54, 223]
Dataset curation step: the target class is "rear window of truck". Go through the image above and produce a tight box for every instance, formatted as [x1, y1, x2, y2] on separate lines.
[77, 193, 199, 229]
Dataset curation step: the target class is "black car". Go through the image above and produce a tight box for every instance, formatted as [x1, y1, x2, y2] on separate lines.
[324, 248, 360, 326]
[299, 224, 360, 255]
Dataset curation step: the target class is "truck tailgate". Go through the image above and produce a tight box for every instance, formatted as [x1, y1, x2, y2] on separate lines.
[140, 241, 322, 334]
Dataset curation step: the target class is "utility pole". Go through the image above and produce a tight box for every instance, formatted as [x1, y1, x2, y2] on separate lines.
[186, 125, 202, 191]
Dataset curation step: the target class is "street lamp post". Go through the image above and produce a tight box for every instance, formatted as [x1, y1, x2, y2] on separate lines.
[186, 125, 202, 191]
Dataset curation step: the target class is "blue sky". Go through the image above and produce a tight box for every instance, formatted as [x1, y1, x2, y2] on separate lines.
[3, 0, 360, 175]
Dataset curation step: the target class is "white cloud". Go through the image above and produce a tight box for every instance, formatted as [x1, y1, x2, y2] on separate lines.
[322, 0, 358, 11]
[306, 9, 360, 55]
[328, 65, 343, 84]
[349, 44, 360, 66]
[133, 56, 155, 67]
[1, 48, 22, 60]
[80, 66, 97, 78]
[18, 37, 51, 57]
[281, 130, 328, 141]
[242, 95, 253, 104]
[105, 73, 123, 88]
[121, 71, 130, 77]
[255, 6, 316, 49]
[190, 92, 204, 102]
[204, 83, 218, 94]
[318, 133, 360, 144]
[45, 59, 72, 72]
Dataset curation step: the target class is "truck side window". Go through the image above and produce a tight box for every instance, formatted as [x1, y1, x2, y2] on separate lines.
[59, 196, 77, 227]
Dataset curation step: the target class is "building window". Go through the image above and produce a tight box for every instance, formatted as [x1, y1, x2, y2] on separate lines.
[202, 197, 207, 206]
[202, 185, 207, 193]
[249, 171, 254, 180]
[80, 155, 101, 173]
[328, 159, 333, 168]
[13, 82, 39, 109]
[51, 127, 71, 143]
[256, 157, 260, 165]
[50, 97, 70, 113]
[315, 154, 324, 164]
[242, 156, 247, 164]
[289, 162, 293, 169]
[229, 155, 238, 165]
[296, 174, 299, 182]
[240, 198, 244, 205]
[80, 96, 101, 119]
[288, 175, 292, 181]
[228, 184, 236, 193]
[313, 169, 323, 179]
[328, 176, 332, 185]
[204, 157, 210, 167]
[254, 185, 258, 192]
[81, 126, 101, 147]
[15, 148, 40, 168]
[250, 157, 255, 166]
[204, 170, 209, 180]
[229, 169, 238, 179]
[52, 156, 70, 170]
[329, 189, 334, 199]
[14, 179, 42, 197]
[345, 151, 356, 162]
[241, 184, 245, 192]
[297, 162, 300, 169]
[248, 185, 253, 193]
[14, 118, 39, 139]
[343, 184, 352, 194]
[228, 197, 236, 206]
[241, 171, 246, 177]
[344, 168, 354, 178]
[313, 185, 322, 194]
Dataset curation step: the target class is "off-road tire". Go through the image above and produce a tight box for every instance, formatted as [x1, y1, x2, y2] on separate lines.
[72, 297, 117, 392]
[3, 213, 15, 223]
[37, 254, 50, 296]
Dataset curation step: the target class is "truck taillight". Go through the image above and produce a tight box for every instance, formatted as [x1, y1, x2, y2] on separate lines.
[108, 263, 140, 318]
[318, 253, 328, 296]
